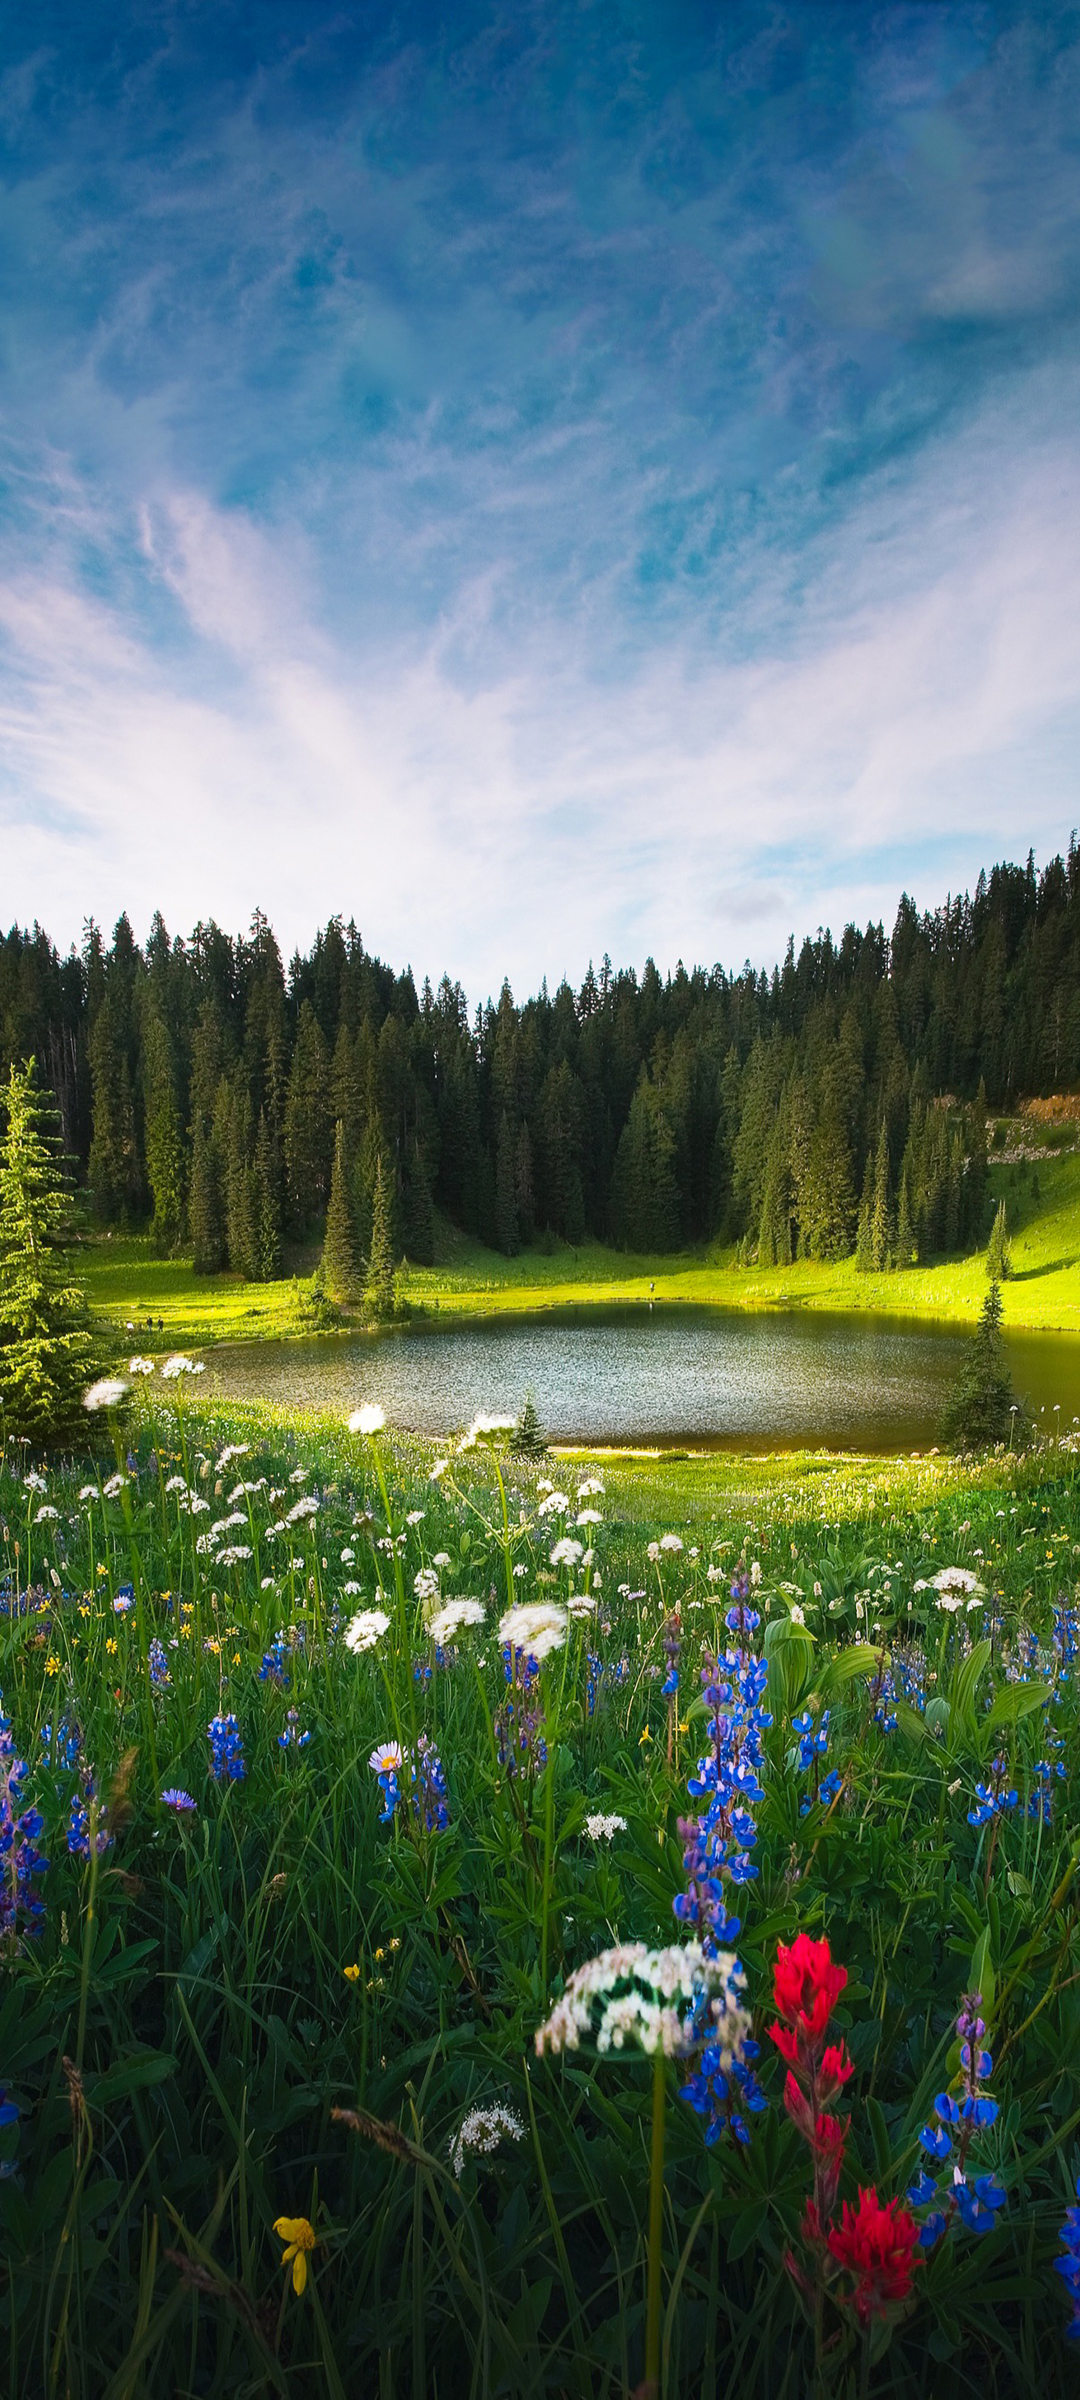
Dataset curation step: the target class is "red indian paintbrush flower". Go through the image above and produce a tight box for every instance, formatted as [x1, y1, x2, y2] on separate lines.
[827, 2188, 920, 2323]
[770, 1932, 848, 2055]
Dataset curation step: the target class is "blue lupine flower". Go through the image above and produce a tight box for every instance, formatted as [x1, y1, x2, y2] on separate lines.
[67, 1780, 113, 1859]
[1055, 2183, 1080, 2341]
[148, 1639, 171, 1689]
[207, 1714, 246, 1782]
[967, 1757, 1018, 1826]
[40, 1719, 82, 1770]
[278, 1708, 313, 1751]
[0, 1727, 49, 1940]
[682, 2035, 767, 2146]
[259, 1633, 291, 1688]
[910, 1993, 1005, 2247]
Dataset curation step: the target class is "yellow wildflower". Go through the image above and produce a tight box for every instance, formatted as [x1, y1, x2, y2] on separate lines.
[44, 1656, 60, 1676]
[343, 1964, 360, 1983]
[273, 2215, 316, 2295]
[105, 1639, 118, 1656]
[638, 1726, 652, 1746]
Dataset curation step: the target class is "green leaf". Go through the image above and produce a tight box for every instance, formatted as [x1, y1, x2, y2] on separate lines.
[950, 1639, 991, 1742]
[819, 1642, 889, 1693]
[91, 2049, 179, 2107]
[969, 1925, 995, 2023]
[984, 1681, 1052, 1731]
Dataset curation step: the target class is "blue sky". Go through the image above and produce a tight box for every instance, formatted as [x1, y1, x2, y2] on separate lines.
[2, 1, 1080, 997]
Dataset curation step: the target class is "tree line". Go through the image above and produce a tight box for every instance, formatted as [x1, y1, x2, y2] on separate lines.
[1, 841, 1078, 1277]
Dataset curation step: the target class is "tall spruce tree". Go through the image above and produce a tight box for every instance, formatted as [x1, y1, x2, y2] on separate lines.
[869, 1119, 892, 1271]
[495, 1112, 520, 1255]
[986, 1197, 1012, 1280]
[364, 1155, 396, 1321]
[190, 1117, 226, 1275]
[941, 1280, 1017, 1450]
[284, 1000, 332, 1234]
[252, 1111, 282, 1280]
[142, 1012, 185, 1252]
[0, 1061, 96, 1439]
[322, 1120, 361, 1303]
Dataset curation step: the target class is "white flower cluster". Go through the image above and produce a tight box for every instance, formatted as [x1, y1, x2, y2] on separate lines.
[160, 1354, 206, 1380]
[458, 1414, 515, 1451]
[128, 1356, 155, 1376]
[414, 1566, 441, 1603]
[498, 1600, 567, 1661]
[538, 1490, 570, 1518]
[585, 1812, 627, 1841]
[549, 1537, 583, 1569]
[344, 1607, 391, 1653]
[535, 1942, 750, 2062]
[426, 1597, 485, 1644]
[348, 1404, 386, 1436]
[449, 2102, 526, 2180]
[913, 1566, 985, 1614]
[83, 1377, 130, 1412]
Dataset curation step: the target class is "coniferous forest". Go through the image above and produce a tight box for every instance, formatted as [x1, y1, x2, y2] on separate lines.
[3, 843, 1079, 1275]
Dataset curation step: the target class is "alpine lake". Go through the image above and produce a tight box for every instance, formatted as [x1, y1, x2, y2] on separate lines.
[200, 1301, 1080, 1453]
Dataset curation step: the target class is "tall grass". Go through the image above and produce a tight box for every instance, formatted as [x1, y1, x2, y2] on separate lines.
[0, 1396, 1079, 2394]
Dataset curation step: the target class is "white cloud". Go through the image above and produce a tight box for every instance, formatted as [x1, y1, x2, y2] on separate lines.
[1, 378, 1079, 994]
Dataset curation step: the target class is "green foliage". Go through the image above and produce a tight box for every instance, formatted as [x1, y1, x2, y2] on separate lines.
[0, 1409, 1079, 2391]
[322, 1120, 361, 1304]
[364, 1155, 396, 1320]
[508, 1393, 548, 1456]
[0, 1060, 96, 1438]
[987, 1196, 1013, 1280]
[141, 1012, 185, 1253]
[941, 1279, 1018, 1450]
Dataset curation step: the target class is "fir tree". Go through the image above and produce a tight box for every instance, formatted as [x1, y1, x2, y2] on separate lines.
[986, 1197, 1012, 1280]
[895, 1167, 916, 1267]
[869, 1119, 892, 1271]
[225, 1077, 258, 1279]
[495, 1112, 520, 1256]
[364, 1155, 396, 1321]
[88, 993, 140, 1221]
[854, 1156, 873, 1273]
[322, 1120, 361, 1303]
[940, 1280, 1017, 1450]
[142, 1012, 185, 1252]
[0, 1061, 96, 1439]
[284, 1000, 332, 1234]
[190, 1117, 226, 1275]
[508, 1394, 548, 1457]
[252, 1112, 282, 1281]
[400, 1144, 436, 1265]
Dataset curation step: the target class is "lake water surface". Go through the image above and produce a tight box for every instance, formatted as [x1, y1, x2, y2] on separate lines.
[201, 1305, 1080, 1451]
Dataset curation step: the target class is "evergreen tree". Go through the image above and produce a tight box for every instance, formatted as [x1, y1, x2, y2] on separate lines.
[400, 1144, 436, 1265]
[284, 1000, 332, 1234]
[495, 1111, 520, 1256]
[869, 1119, 892, 1271]
[224, 1077, 258, 1279]
[610, 1076, 681, 1252]
[0, 1061, 96, 1439]
[986, 1197, 1012, 1280]
[514, 1120, 536, 1245]
[322, 1120, 361, 1303]
[509, 1394, 548, 1457]
[940, 1280, 1017, 1450]
[854, 1155, 873, 1273]
[895, 1166, 916, 1267]
[142, 1012, 185, 1252]
[363, 1155, 396, 1321]
[88, 993, 140, 1221]
[252, 1111, 282, 1280]
[190, 1117, 226, 1275]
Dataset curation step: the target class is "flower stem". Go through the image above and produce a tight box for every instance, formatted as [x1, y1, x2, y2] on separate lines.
[645, 2046, 666, 2398]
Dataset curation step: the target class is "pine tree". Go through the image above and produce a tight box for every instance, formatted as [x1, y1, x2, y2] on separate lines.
[854, 1155, 873, 1273]
[284, 1000, 332, 1234]
[142, 1012, 185, 1252]
[322, 1120, 361, 1303]
[514, 1120, 536, 1245]
[895, 1167, 916, 1267]
[870, 1119, 892, 1271]
[495, 1112, 520, 1256]
[400, 1144, 436, 1265]
[986, 1197, 1012, 1280]
[252, 1112, 282, 1281]
[941, 1280, 1017, 1450]
[190, 1117, 226, 1275]
[0, 1061, 96, 1439]
[225, 1077, 258, 1279]
[509, 1394, 548, 1457]
[364, 1155, 396, 1321]
[88, 993, 140, 1221]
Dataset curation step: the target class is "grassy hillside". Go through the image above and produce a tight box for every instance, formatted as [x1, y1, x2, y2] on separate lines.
[79, 1122, 1080, 1348]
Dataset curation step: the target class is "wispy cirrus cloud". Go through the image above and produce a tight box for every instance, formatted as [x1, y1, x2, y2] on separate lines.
[1, 3, 1080, 989]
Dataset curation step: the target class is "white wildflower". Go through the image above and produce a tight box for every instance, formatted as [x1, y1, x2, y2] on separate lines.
[406, 1509, 425, 1526]
[348, 1404, 387, 1436]
[535, 1942, 750, 2063]
[499, 1601, 568, 1661]
[83, 1377, 130, 1412]
[659, 1534, 683, 1554]
[286, 1496, 319, 1524]
[128, 1355, 155, 1376]
[414, 1567, 441, 1602]
[585, 1813, 627, 1841]
[538, 1490, 570, 1518]
[344, 1608, 391, 1653]
[458, 1414, 515, 1451]
[450, 2102, 525, 2180]
[426, 1598, 486, 1644]
[549, 1537, 584, 1569]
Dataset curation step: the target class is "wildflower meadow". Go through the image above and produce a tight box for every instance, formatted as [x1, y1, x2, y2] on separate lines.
[2, 1375, 1080, 2396]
